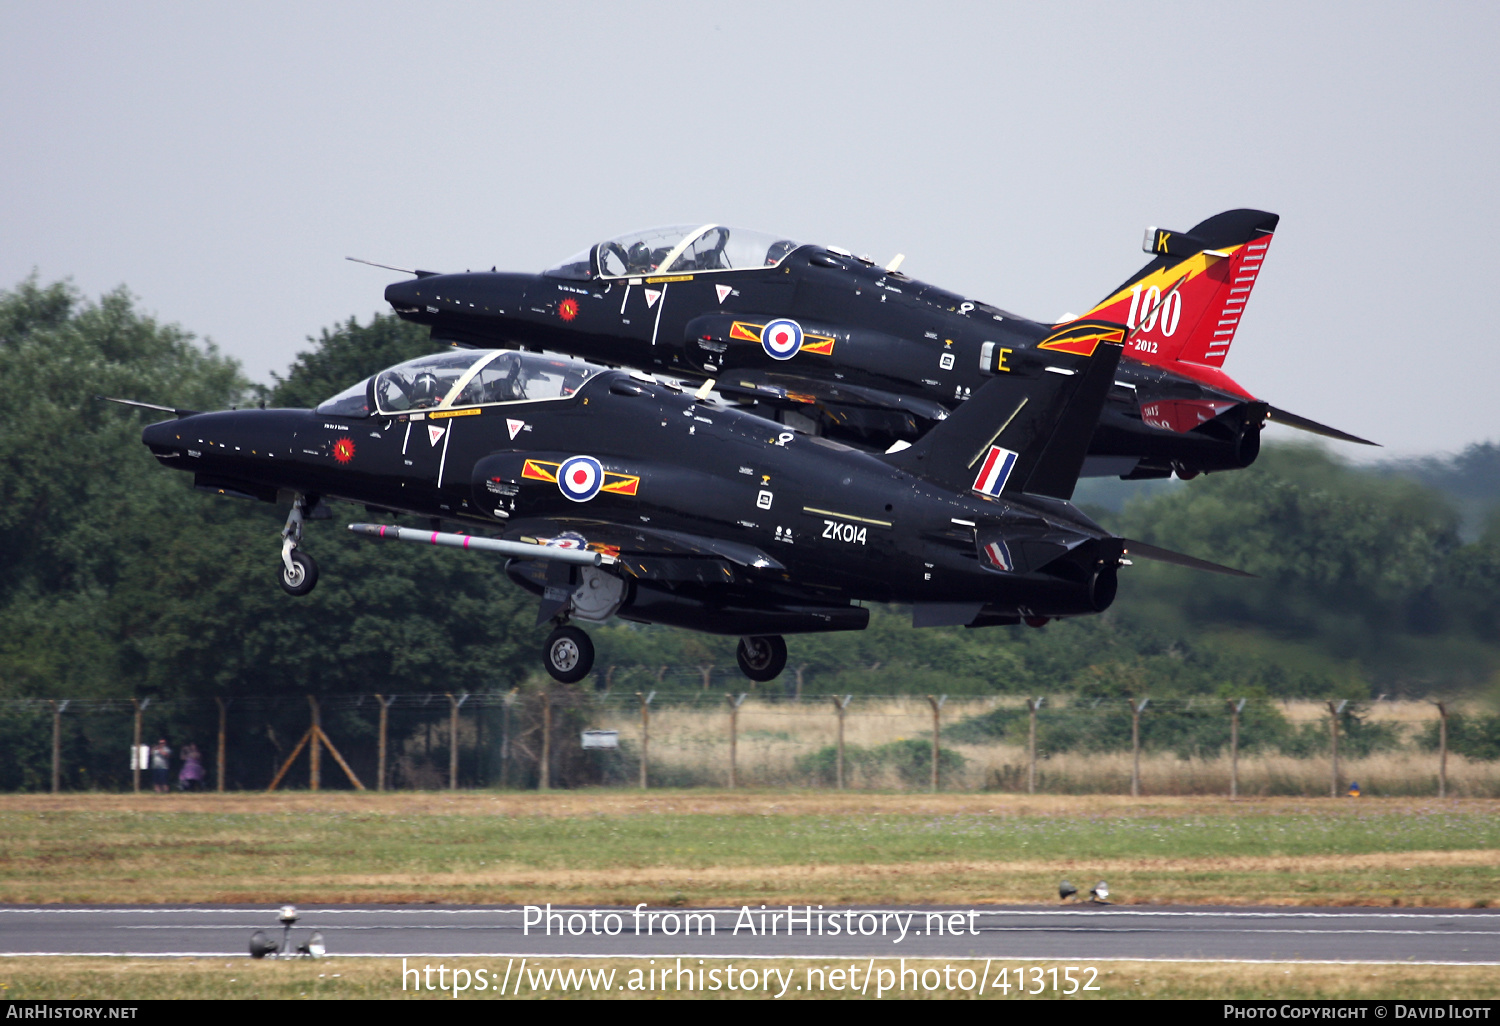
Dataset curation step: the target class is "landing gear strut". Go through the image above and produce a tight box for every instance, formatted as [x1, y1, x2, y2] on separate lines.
[736, 635, 787, 682]
[543, 624, 594, 683]
[278, 495, 319, 596]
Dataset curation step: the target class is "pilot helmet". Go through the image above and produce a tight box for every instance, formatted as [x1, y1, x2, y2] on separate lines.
[411, 371, 442, 405]
[626, 241, 652, 273]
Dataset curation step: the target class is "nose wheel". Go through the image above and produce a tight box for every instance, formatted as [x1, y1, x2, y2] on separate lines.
[279, 549, 319, 596]
[543, 625, 594, 683]
[736, 635, 787, 682]
[277, 495, 319, 596]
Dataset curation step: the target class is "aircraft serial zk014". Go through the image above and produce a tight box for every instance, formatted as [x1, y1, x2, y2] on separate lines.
[118, 338, 1245, 683]
[378, 210, 1373, 480]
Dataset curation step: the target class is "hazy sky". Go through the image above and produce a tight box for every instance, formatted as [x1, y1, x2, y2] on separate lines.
[4, 2, 1496, 459]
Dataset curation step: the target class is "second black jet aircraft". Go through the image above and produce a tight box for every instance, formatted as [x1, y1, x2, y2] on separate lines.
[378, 210, 1374, 483]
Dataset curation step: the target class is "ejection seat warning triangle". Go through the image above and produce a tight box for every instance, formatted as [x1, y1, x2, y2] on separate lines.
[644, 289, 662, 309]
[428, 424, 445, 446]
[716, 284, 733, 304]
[507, 419, 525, 440]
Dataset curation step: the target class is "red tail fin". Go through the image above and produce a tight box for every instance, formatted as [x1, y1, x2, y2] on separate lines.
[1078, 209, 1277, 375]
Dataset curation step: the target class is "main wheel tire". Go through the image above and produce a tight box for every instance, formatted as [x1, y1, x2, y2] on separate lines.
[544, 625, 594, 683]
[736, 635, 787, 682]
[278, 550, 319, 596]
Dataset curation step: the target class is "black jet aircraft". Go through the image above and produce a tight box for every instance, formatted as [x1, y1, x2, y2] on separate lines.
[118, 337, 1246, 684]
[379, 211, 1373, 481]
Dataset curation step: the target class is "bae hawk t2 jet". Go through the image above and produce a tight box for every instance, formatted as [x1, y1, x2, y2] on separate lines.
[118, 335, 1245, 683]
[379, 210, 1374, 482]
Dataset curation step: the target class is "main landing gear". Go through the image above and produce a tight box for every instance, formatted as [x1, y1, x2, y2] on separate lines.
[278, 495, 319, 596]
[538, 625, 790, 684]
[543, 623, 595, 683]
[736, 635, 787, 683]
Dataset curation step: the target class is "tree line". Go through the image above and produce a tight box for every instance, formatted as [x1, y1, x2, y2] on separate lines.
[4, 276, 1499, 715]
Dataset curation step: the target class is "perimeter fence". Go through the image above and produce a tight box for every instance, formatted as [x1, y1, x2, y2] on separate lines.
[4, 687, 1497, 797]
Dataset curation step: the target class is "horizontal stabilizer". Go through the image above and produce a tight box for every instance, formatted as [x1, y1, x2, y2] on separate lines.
[1267, 406, 1378, 446]
[1123, 539, 1255, 578]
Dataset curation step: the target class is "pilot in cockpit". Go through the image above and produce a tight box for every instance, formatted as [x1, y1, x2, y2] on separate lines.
[410, 371, 445, 409]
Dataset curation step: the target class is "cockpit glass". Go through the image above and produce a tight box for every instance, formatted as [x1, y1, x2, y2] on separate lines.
[316, 378, 372, 417]
[449, 351, 599, 407]
[594, 224, 702, 277]
[542, 247, 593, 280]
[572, 225, 801, 279]
[372, 352, 487, 414]
[664, 226, 800, 273]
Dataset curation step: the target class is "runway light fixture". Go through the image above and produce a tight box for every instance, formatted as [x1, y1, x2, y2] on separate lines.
[248, 930, 278, 959]
[1059, 880, 1077, 903]
[1089, 880, 1110, 903]
[249, 905, 327, 958]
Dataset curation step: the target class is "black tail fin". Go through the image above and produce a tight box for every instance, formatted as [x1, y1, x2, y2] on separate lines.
[882, 338, 1124, 501]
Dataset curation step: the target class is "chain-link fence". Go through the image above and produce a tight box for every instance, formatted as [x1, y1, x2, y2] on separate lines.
[2, 690, 1495, 796]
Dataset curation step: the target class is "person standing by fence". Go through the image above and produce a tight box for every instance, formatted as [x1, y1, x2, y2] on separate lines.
[179, 743, 205, 792]
[150, 739, 171, 794]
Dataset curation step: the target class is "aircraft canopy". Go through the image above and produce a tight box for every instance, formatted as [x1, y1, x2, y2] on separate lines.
[316, 350, 600, 418]
[544, 224, 800, 280]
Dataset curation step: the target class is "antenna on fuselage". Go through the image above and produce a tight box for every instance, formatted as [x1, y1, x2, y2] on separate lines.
[345, 256, 419, 276]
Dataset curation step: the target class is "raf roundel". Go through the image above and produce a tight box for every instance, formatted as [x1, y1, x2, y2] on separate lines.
[557, 455, 604, 502]
[761, 318, 803, 361]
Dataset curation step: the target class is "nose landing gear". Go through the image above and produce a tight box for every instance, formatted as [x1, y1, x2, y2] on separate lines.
[278, 495, 319, 596]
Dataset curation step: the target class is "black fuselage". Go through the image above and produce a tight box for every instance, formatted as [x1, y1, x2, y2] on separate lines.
[142, 367, 1119, 635]
[385, 246, 1261, 479]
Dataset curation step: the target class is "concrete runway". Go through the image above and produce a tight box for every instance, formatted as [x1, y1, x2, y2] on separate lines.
[2, 905, 1497, 964]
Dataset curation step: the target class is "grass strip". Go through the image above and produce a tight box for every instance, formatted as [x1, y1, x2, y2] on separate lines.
[1, 793, 1496, 907]
[0, 956, 1495, 1000]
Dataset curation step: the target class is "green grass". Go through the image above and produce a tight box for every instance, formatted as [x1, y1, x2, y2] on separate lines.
[1, 793, 1497, 906]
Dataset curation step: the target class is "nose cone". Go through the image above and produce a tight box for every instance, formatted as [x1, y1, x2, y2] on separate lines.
[142, 418, 179, 452]
[384, 277, 423, 311]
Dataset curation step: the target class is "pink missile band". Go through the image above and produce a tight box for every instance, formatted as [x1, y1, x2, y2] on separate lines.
[430, 532, 439, 544]
[379, 526, 388, 538]
[463, 536, 471, 548]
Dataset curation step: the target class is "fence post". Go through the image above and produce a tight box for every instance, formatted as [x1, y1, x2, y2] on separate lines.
[50, 700, 68, 794]
[727, 693, 747, 788]
[447, 693, 469, 790]
[215, 698, 228, 793]
[131, 698, 149, 794]
[307, 696, 323, 791]
[1436, 701, 1449, 799]
[1327, 700, 1348, 797]
[1026, 697, 1044, 794]
[1130, 698, 1149, 797]
[637, 690, 654, 789]
[1228, 699, 1247, 800]
[501, 690, 516, 788]
[540, 689, 551, 791]
[831, 695, 851, 789]
[926, 695, 947, 793]
[376, 694, 395, 791]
